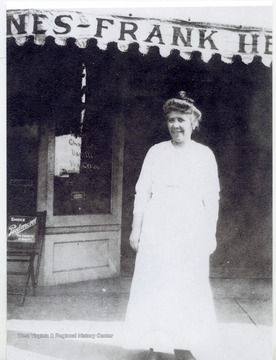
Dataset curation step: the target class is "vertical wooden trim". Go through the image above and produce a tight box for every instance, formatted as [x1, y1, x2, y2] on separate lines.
[111, 114, 125, 219]
[46, 124, 55, 220]
[110, 114, 125, 272]
[36, 124, 48, 212]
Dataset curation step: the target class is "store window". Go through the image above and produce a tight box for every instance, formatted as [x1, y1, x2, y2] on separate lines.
[53, 114, 113, 215]
[7, 124, 39, 216]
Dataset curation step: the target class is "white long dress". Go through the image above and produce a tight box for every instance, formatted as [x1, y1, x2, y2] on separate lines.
[122, 140, 220, 357]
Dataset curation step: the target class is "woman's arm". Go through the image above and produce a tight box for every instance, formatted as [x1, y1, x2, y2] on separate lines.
[202, 149, 220, 254]
[129, 212, 144, 252]
[129, 146, 155, 252]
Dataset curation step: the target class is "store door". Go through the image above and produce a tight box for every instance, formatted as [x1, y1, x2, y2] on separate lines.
[38, 114, 124, 286]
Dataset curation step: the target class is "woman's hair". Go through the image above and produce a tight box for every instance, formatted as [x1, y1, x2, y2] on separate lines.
[163, 91, 202, 130]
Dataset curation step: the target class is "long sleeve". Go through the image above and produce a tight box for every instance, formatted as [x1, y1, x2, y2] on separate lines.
[133, 146, 156, 214]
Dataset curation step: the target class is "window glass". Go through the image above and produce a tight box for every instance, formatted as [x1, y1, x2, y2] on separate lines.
[54, 119, 112, 215]
[7, 124, 39, 216]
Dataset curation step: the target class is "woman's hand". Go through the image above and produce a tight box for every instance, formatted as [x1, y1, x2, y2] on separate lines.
[129, 212, 144, 252]
[129, 230, 140, 252]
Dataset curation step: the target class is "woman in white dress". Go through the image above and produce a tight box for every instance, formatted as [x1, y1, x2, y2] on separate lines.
[123, 92, 220, 360]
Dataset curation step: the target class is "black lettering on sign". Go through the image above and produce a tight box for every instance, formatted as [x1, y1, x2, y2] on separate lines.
[54, 15, 73, 35]
[144, 25, 165, 44]
[32, 14, 48, 34]
[171, 27, 193, 47]
[251, 34, 259, 53]
[94, 18, 114, 38]
[198, 30, 218, 50]
[238, 34, 246, 53]
[238, 33, 259, 54]
[265, 35, 272, 54]
[119, 21, 138, 41]
[7, 14, 27, 35]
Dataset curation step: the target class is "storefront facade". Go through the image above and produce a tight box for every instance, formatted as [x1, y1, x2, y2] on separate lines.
[7, 9, 272, 285]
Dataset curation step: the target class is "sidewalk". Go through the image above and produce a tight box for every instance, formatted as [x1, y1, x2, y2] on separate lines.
[6, 277, 273, 360]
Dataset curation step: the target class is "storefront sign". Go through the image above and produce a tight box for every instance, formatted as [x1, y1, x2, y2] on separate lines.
[71, 191, 86, 201]
[6, 9, 272, 66]
[7, 215, 37, 243]
[55, 134, 82, 176]
[10, 179, 34, 187]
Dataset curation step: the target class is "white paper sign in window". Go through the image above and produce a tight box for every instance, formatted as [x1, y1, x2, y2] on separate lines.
[54, 134, 82, 177]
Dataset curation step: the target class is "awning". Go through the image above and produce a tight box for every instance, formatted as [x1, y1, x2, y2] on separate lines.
[7, 9, 272, 67]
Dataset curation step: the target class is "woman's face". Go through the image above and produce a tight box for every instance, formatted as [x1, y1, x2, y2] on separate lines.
[167, 111, 193, 144]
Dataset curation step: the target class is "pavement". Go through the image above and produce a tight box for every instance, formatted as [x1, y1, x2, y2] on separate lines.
[6, 275, 273, 360]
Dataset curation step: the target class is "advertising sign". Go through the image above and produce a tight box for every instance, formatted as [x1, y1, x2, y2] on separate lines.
[7, 215, 37, 243]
